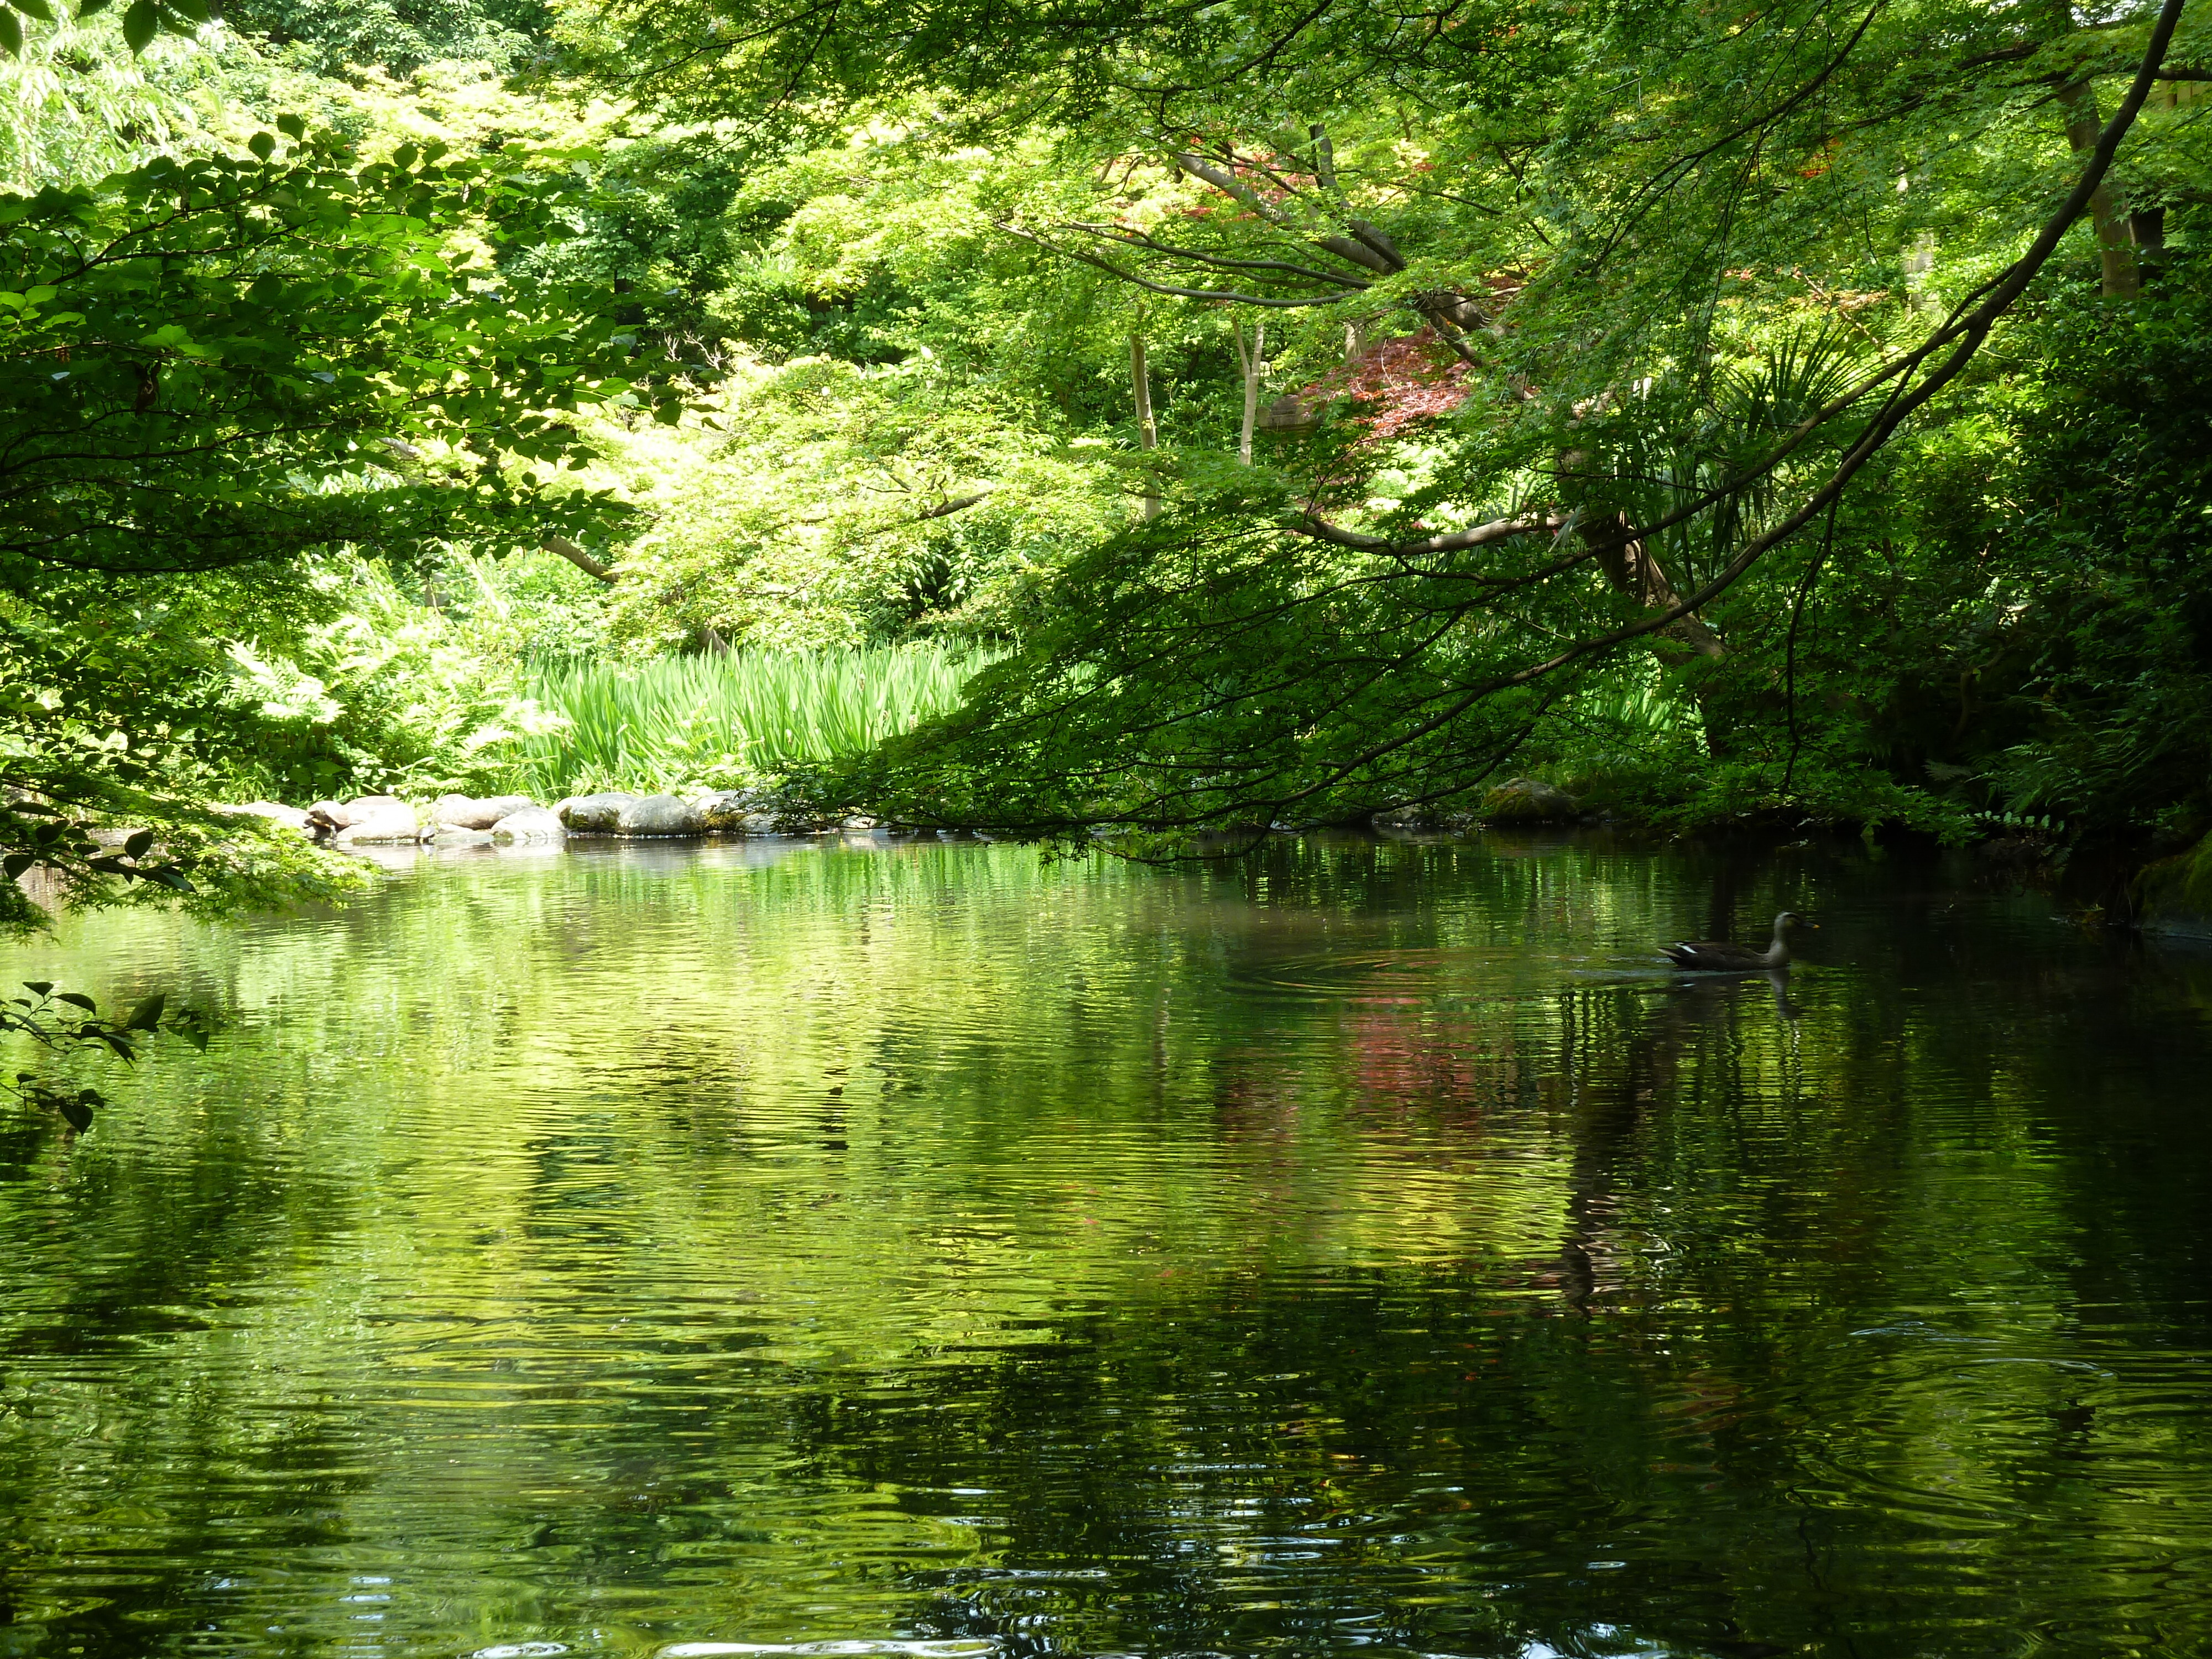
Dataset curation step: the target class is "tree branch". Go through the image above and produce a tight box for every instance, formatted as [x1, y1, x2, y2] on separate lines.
[546, 533, 617, 582]
[994, 221, 1355, 306]
[1067, 223, 1373, 288]
[918, 490, 991, 520]
[1292, 510, 1568, 557]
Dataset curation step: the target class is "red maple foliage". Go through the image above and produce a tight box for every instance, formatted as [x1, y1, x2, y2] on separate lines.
[1315, 330, 1473, 442]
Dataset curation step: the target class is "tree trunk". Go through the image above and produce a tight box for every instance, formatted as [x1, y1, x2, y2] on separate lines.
[1232, 320, 1265, 466]
[1902, 229, 1937, 313]
[1131, 332, 1161, 518]
[1587, 514, 1737, 757]
[1584, 514, 1728, 663]
[2043, 0, 2142, 300]
[1560, 444, 1735, 752]
[2054, 77, 2141, 298]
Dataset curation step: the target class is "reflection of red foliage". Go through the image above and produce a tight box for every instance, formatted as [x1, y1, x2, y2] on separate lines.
[1343, 1010, 1504, 1125]
[1317, 331, 1472, 442]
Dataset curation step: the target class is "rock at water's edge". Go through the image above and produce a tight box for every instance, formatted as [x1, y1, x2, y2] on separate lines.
[2135, 831, 2212, 938]
[219, 802, 312, 833]
[432, 793, 538, 830]
[559, 792, 639, 833]
[691, 789, 765, 832]
[1373, 805, 1474, 831]
[311, 794, 404, 830]
[617, 794, 705, 837]
[491, 806, 565, 844]
[336, 801, 420, 845]
[1477, 778, 1579, 823]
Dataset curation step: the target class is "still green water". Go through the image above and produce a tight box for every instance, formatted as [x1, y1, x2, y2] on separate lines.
[3, 833, 2210, 1659]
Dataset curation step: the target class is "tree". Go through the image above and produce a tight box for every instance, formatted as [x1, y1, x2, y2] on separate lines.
[2, 123, 669, 582]
[2, 119, 677, 1120]
[1, 0, 207, 59]
[609, 0, 2200, 834]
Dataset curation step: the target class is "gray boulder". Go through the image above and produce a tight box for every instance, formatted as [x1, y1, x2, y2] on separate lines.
[314, 794, 405, 830]
[336, 800, 420, 844]
[616, 794, 704, 837]
[2133, 831, 2212, 938]
[1478, 778, 1579, 823]
[559, 791, 638, 833]
[430, 826, 494, 847]
[691, 789, 765, 832]
[491, 805, 566, 844]
[431, 793, 537, 831]
[1372, 804, 1474, 831]
[219, 801, 312, 833]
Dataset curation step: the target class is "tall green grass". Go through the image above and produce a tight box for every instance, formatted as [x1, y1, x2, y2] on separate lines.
[521, 646, 992, 797]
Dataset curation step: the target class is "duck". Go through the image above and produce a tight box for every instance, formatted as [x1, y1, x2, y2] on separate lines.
[1660, 910, 1813, 973]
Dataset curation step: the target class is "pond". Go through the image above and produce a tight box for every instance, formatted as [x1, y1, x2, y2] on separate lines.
[3, 832, 2210, 1659]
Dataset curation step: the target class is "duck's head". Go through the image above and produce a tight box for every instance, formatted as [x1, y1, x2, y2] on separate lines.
[1775, 910, 1816, 933]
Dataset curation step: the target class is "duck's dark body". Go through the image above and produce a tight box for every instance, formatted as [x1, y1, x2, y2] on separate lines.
[1660, 911, 1807, 972]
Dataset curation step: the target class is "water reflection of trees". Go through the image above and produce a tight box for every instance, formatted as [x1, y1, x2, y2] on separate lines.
[3, 837, 2211, 1655]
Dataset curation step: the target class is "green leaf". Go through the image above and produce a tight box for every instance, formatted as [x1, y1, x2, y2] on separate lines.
[124, 829, 154, 858]
[0, 9, 21, 55]
[120, 0, 155, 51]
[123, 993, 166, 1031]
[56, 1095, 95, 1133]
[55, 992, 97, 1010]
[76, 0, 114, 13]
[22, 982, 53, 997]
[3, 853, 32, 879]
[275, 112, 306, 139]
[248, 133, 276, 162]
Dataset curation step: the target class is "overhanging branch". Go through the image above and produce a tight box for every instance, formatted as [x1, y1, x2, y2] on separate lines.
[994, 220, 1355, 307]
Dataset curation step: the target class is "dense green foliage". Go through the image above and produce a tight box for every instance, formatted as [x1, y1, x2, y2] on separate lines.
[1, 108, 660, 947]
[521, 645, 993, 794]
[3, 0, 2211, 1077]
